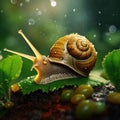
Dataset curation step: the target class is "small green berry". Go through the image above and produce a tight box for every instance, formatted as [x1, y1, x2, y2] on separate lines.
[75, 84, 94, 98]
[70, 94, 86, 104]
[75, 100, 95, 119]
[107, 92, 120, 104]
[95, 102, 106, 115]
[61, 89, 73, 102]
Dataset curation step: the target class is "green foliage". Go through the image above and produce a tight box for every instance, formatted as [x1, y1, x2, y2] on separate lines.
[18, 71, 108, 94]
[0, 55, 22, 105]
[103, 49, 120, 91]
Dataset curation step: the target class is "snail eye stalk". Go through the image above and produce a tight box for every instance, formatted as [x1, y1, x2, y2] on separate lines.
[4, 29, 43, 62]
[18, 30, 43, 61]
[4, 48, 35, 61]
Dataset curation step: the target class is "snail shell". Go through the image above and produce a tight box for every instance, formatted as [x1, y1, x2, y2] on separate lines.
[5, 30, 97, 84]
[49, 33, 97, 77]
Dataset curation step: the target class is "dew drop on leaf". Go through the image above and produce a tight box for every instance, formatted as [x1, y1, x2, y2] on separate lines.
[51, 87, 57, 91]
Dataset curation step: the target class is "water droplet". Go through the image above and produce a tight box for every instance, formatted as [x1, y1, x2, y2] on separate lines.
[50, 0, 57, 7]
[27, 77, 31, 79]
[64, 14, 67, 17]
[73, 8, 76, 12]
[84, 67, 88, 70]
[98, 11, 102, 14]
[0, 10, 3, 13]
[37, 11, 42, 15]
[25, 0, 30, 2]
[109, 25, 117, 33]
[11, 0, 17, 4]
[35, 8, 42, 15]
[29, 80, 32, 84]
[52, 87, 57, 91]
[109, 38, 112, 41]
[28, 18, 35, 25]
[0, 55, 3, 60]
[36, 8, 39, 11]
[98, 22, 102, 26]
[105, 32, 110, 36]
[93, 34, 97, 38]
[81, 41, 87, 47]
[20, 2, 23, 7]
[43, 60, 47, 65]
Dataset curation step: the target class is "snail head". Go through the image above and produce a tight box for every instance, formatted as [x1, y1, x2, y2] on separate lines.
[4, 30, 46, 83]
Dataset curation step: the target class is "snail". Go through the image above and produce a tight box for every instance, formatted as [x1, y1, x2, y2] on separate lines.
[4, 30, 97, 84]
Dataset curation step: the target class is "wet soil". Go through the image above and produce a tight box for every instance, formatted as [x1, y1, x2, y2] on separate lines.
[1, 85, 120, 120]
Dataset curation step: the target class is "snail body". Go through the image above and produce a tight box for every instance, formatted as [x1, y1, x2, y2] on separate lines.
[5, 30, 97, 84]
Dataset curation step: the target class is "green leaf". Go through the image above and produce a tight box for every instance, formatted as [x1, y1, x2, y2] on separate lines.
[103, 49, 120, 91]
[0, 55, 23, 99]
[0, 55, 23, 81]
[18, 70, 108, 94]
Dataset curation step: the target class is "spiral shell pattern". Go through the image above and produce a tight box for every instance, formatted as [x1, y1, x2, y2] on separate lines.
[49, 33, 97, 77]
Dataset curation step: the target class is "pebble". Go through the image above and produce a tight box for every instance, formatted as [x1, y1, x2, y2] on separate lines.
[92, 82, 115, 102]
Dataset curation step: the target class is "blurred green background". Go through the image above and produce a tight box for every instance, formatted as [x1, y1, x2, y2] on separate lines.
[0, 0, 120, 78]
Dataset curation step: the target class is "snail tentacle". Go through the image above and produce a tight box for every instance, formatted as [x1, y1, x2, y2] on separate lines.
[4, 48, 35, 61]
[18, 30, 43, 62]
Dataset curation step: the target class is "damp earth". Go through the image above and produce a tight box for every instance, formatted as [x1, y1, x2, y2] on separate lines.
[1, 83, 120, 120]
